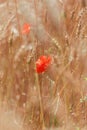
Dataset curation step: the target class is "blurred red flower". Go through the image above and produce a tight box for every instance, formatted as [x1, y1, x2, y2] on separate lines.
[36, 56, 52, 73]
[22, 23, 30, 34]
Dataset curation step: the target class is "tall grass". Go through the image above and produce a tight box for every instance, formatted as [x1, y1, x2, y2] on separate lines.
[0, 0, 87, 129]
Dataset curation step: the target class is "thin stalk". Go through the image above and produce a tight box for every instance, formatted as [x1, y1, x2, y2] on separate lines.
[35, 72, 45, 129]
[53, 61, 70, 97]
[14, 0, 22, 39]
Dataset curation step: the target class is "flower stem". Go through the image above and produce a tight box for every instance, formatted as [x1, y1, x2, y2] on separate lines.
[35, 72, 45, 129]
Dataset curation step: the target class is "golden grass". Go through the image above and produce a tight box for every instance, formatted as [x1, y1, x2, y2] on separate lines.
[0, 0, 87, 129]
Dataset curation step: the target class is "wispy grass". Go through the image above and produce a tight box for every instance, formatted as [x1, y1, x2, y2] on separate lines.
[0, 0, 87, 129]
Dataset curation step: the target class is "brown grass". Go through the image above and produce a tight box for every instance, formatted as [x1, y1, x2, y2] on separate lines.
[0, 105, 25, 130]
[0, 0, 87, 130]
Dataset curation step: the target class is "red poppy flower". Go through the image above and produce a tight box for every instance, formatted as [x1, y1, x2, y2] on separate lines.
[36, 55, 52, 73]
[22, 23, 30, 34]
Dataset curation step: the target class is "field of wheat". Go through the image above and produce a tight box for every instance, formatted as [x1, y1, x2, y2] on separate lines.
[0, 0, 87, 130]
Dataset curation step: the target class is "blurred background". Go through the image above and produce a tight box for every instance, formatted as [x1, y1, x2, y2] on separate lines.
[0, 0, 87, 130]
